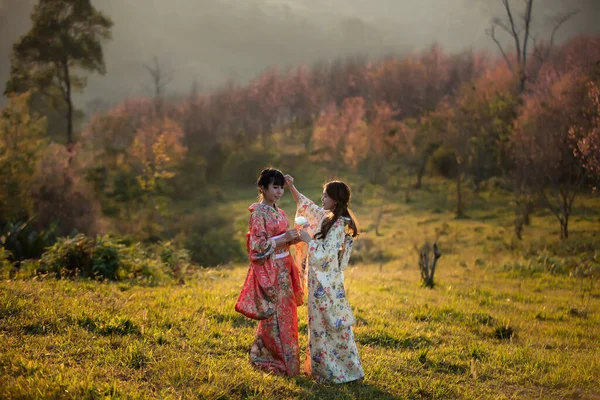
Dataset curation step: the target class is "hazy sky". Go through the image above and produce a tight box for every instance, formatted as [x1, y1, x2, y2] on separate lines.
[1, 0, 600, 109]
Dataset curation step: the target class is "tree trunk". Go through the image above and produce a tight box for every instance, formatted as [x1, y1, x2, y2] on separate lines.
[147, 197, 155, 240]
[415, 156, 428, 189]
[514, 218, 523, 240]
[63, 60, 73, 147]
[374, 192, 386, 236]
[519, 73, 527, 94]
[522, 200, 533, 225]
[456, 170, 464, 217]
[560, 214, 569, 240]
[66, 99, 73, 146]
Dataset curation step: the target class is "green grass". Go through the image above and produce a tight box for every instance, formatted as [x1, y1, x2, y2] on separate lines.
[1, 178, 599, 399]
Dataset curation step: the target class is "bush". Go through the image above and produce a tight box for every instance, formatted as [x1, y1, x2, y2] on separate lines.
[152, 240, 192, 279]
[429, 146, 458, 179]
[0, 219, 57, 261]
[117, 243, 171, 283]
[0, 247, 12, 279]
[39, 233, 94, 278]
[176, 210, 245, 267]
[15, 259, 39, 279]
[183, 229, 245, 267]
[91, 235, 124, 280]
[14, 232, 201, 283]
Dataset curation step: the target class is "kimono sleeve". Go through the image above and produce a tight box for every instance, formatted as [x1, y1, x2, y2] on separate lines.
[247, 209, 276, 263]
[246, 209, 277, 298]
[296, 193, 326, 237]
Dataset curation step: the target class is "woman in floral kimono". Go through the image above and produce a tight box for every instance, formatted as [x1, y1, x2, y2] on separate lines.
[237, 168, 304, 376]
[284, 174, 364, 383]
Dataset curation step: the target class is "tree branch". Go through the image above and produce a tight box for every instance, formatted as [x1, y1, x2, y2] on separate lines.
[521, 0, 534, 70]
[487, 24, 514, 73]
[549, 10, 579, 49]
[536, 9, 579, 65]
[501, 0, 522, 65]
[493, 18, 515, 36]
[538, 187, 561, 222]
[143, 56, 172, 99]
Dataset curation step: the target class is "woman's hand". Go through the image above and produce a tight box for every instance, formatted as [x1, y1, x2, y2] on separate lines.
[288, 237, 302, 245]
[284, 228, 300, 243]
[284, 174, 294, 187]
[298, 230, 311, 243]
[283, 174, 301, 203]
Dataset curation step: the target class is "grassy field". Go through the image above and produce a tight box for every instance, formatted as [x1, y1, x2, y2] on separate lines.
[1, 178, 599, 399]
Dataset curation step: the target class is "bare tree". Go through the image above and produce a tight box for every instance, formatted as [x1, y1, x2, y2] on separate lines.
[143, 56, 173, 115]
[418, 242, 441, 288]
[486, 0, 577, 93]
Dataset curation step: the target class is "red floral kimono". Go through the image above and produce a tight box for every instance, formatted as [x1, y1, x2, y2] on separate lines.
[241, 202, 303, 376]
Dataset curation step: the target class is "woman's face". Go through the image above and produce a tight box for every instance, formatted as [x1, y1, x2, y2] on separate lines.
[262, 182, 284, 205]
[321, 189, 336, 211]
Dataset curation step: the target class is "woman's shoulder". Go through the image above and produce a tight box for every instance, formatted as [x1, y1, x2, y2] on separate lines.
[332, 217, 348, 231]
[339, 216, 355, 235]
[248, 202, 262, 213]
[248, 202, 270, 216]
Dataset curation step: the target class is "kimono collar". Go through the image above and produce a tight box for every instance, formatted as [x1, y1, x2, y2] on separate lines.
[248, 202, 278, 213]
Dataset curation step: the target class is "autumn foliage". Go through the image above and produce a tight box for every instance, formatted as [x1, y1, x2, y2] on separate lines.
[78, 35, 600, 240]
[570, 81, 600, 182]
[3, 33, 600, 247]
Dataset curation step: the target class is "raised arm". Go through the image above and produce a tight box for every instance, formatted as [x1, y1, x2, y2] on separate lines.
[285, 174, 326, 223]
[284, 174, 301, 203]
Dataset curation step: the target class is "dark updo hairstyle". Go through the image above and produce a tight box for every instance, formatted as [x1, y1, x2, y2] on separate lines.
[256, 167, 285, 202]
[314, 180, 359, 240]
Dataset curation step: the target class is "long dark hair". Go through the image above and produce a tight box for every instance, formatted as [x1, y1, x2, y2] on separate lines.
[314, 180, 359, 240]
[256, 167, 285, 202]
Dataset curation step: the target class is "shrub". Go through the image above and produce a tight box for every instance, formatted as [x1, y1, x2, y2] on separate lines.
[429, 146, 458, 179]
[91, 235, 124, 280]
[0, 247, 12, 279]
[39, 233, 94, 278]
[152, 240, 191, 279]
[16, 232, 203, 283]
[183, 229, 245, 267]
[15, 259, 39, 279]
[177, 211, 245, 267]
[0, 219, 57, 261]
[106, 241, 173, 283]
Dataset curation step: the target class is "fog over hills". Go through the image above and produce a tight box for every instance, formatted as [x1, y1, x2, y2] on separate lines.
[1, 0, 599, 109]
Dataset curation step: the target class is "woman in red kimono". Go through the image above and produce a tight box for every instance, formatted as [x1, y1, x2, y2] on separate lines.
[238, 168, 304, 376]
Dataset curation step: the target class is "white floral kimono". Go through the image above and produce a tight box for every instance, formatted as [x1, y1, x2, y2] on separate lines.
[295, 193, 364, 383]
